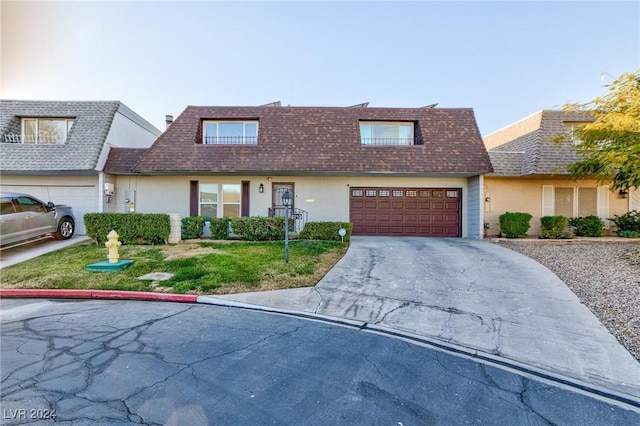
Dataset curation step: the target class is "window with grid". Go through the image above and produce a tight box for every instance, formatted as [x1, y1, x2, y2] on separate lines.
[200, 184, 241, 220]
[20, 118, 75, 144]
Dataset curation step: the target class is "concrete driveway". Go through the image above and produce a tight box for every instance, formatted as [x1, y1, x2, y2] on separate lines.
[0, 235, 91, 269]
[204, 236, 640, 398]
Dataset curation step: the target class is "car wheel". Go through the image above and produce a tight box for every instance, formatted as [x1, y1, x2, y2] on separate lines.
[54, 217, 75, 240]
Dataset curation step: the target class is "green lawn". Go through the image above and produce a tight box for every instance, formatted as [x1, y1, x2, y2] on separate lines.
[0, 240, 348, 294]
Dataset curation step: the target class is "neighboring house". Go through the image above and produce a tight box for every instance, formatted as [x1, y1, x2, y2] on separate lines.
[483, 110, 639, 236]
[0, 100, 162, 234]
[104, 104, 493, 239]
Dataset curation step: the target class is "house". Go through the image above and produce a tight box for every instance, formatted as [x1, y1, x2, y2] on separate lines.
[103, 104, 493, 239]
[483, 110, 640, 236]
[0, 100, 162, 234]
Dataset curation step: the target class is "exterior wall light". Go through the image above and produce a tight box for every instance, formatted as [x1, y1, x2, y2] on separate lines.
[619, 189, 628, 199]
[259, 183, 264, 193]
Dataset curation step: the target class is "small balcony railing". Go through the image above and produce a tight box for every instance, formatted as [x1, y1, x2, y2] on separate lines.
[268, 207, 308, 232]
[203, 136, 258, 145]
[361, 137, 415, 146]
[2, 133, 64, 144]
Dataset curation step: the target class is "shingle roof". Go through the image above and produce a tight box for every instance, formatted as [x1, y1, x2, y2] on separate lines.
[484, 110, 593, 176]
[106, 105, 493, 176]
[103, 148, 147, 174]
[0, 100, 160, 173]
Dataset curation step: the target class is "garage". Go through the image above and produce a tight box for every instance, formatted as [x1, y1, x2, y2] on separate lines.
[1, 185, 96, 235]
[350, 187, 461, 237]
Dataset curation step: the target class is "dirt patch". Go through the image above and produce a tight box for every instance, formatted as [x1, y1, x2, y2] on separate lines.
[161, 244, 221, 261]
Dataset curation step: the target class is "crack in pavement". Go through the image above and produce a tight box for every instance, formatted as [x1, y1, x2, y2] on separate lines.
[1, 303, 197, 424]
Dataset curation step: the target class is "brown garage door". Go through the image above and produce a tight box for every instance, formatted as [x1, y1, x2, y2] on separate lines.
[350, 187, 461, 237]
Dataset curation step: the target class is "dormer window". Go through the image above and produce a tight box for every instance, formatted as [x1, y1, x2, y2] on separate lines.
[14, 118, 75, 144]
[203, 120, 258, 144]
[563, 122, 585, 145]
[360, 121, 414, 145]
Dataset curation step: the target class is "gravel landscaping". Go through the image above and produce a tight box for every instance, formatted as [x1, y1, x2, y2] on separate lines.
[497, 240, 640, 361]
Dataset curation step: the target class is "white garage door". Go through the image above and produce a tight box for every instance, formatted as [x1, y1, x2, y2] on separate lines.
[1, 185, 96, 235]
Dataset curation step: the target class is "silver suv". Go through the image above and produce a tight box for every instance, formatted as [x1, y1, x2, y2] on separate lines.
[0, 192, 76, 247]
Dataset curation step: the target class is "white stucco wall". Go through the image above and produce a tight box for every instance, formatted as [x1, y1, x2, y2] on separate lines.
[95, 108, 161, 172]
[112, 174, 477, 237]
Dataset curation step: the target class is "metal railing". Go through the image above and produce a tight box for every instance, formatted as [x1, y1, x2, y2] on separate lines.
[268, 207, 308, 232]
[361, 137, 415, 146]
[2, 133, 64, 144]
[203, 136, 258, 145]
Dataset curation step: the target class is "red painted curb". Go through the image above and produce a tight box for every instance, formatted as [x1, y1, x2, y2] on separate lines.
[0, 289, 197, 303]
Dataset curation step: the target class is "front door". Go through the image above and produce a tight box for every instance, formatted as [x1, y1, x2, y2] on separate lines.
[272, 183, 294, 214]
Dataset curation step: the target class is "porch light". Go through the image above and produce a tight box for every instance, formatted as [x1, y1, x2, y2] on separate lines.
[282, 189, 292, 263]
[619, 189, 628, 199]
[259, 183, 264, 193]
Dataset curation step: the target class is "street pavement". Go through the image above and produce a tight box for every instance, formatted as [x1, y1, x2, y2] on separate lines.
[206, 237, 640, 399]
[2, 298, 639, 425]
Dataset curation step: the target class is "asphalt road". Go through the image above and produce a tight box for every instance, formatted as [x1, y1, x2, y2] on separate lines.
[1, 299, 638, 425]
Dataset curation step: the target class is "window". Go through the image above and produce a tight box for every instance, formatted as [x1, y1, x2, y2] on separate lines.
[542, 186, 606, 220]
[360, 122, 414, 145]
[21, 118, 75, 144]
[15, 196, 47, 213]
[1, 198, 15, 215]
[577, 188, 597, 217]
[203, 121, 258, 144]
[199, 184, 241, 220]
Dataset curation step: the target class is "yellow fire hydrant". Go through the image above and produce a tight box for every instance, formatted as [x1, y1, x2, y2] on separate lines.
[105, 230, 122, 264]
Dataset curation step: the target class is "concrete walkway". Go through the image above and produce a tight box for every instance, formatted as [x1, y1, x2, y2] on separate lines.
[202, 236, 640, 398]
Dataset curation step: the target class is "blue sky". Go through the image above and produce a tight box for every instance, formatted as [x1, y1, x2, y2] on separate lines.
[2, 1, 638, 135]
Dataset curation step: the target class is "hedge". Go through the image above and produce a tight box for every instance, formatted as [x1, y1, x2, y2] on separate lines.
[610, 210, 640, 236]
[298, 222, 353, 242]
[181, 216, 205, 240]
[568, 216, 604, 237]
[229, 216, 286, 241]
[181, 216, 230, 240]
[499, 212, 532, 238]
[84, 213, 170, 245]
[539, 215, 571, 239]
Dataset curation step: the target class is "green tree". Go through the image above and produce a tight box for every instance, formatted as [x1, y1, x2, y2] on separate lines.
[560, 70, 640, 191]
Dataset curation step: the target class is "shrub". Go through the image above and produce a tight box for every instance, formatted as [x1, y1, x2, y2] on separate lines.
[84, 213, 170, 245]
[499, 212, 532, 238]
[610, 210, 640, 235]
[230, 217, 285, 241]
[209, 218, 231, 240]
[568, 216, 604, 237]
[181, 216, 205, 240]
[298, 222, 353, 242]
[618, 230, 640, 238]
[539, 216, 571, 239]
